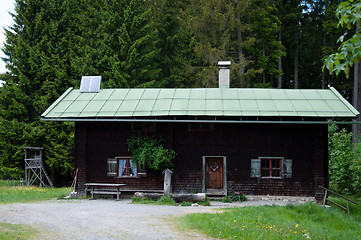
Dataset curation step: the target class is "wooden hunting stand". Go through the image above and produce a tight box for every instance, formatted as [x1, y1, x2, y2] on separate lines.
[24, 147, 53, 187]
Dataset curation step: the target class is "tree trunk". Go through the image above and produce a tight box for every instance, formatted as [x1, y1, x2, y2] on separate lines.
[171, 193, 206, 203]
[238, 14, 245, 87]
[134, 192, 163, 200]
[263, 44, 266, 84]
[278, 29, 282, 89]
[322, 36, 326, 89]
[353, 21, 361, 144]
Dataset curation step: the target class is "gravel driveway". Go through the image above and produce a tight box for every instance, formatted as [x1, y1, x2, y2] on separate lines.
[0, 196, 315, 240]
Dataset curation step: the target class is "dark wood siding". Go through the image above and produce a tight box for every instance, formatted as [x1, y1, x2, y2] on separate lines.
[75, 121, 328, 197]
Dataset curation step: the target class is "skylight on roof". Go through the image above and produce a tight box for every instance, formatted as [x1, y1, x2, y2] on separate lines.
[80, 76, 101, 92]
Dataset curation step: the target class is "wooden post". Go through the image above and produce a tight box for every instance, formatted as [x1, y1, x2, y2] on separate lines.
[323, 189, 328, 206]
[163, 169, 173, 196]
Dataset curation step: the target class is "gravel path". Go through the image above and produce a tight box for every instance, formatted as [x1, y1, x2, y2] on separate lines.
[0, 196, 315, 240]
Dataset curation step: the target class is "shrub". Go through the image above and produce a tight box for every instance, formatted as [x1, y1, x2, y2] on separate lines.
[230, 193, 246, 202]
[351, 141, 361, 195]
[328, 124, 361, 195]
[127, 135, 176, 171]
[222, 195, 232, 203]
[221, 193, 246, 203]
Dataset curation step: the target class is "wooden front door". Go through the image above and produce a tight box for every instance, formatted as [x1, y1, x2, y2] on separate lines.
[205, 157, 223, 194]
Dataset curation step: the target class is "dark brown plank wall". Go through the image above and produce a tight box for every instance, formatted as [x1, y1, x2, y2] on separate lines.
[75, 121, 328, 197]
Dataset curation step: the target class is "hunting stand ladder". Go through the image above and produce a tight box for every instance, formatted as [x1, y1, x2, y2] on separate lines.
[24, 147, 53, 187]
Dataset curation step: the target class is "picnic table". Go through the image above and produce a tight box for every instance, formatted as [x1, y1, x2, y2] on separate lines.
[85, 183, 126, 200]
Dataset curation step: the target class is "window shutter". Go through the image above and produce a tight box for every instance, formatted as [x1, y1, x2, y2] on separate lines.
[107, 158, 117, 177]
[250, 159, 261, 178]
[282, 159, 292, 178]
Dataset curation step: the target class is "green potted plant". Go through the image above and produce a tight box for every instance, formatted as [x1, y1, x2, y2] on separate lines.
[127, 135, 176, 177]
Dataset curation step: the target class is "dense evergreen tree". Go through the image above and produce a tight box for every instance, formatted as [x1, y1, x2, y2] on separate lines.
[276, 0, 303, 88]
[71, 0, 161, 88]
[0, 0, 358, 183]
[0, 0, 165, 183]
[184, 0, 285, 88]
[248, 0, 285, 87]
[147, 0, 199, 87]
[0, 0, 77, 183]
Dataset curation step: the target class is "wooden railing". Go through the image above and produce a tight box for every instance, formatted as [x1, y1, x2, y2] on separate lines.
[319, 186, 358, 217]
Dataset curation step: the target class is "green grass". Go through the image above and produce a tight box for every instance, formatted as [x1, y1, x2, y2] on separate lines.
[0, 184, 69, 204]
[132, 195, 177, 205]
[132, 195, 211, 206]
[212, 193, 247, 203]
[0, 182, 68, 239]
[0, 179, 24, 187]
[0, 222, 38, 240]
[180, 201, 361, 239]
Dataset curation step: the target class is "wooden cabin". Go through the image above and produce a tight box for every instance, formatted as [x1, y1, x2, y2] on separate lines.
[41, 65, 358, 199]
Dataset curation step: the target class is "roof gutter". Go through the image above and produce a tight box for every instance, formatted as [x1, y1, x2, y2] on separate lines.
[40, 118, 361, 125]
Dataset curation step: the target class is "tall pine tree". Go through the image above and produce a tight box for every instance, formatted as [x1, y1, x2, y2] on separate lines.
[0, 0, 77, 182]
[0, 0, 164, 183]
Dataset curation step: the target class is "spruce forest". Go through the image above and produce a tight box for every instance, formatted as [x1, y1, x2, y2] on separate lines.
[0, 0, 360, 186]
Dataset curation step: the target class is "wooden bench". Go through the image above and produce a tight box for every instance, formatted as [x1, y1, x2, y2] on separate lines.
[85, 183, 126, 200]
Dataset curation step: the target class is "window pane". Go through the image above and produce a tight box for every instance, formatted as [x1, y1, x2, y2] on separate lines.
[129, 167, 134, 176]
[272, 170, 281, 177]
[265, 160, 270, 168]
[261, 160, 266, 168]
[130, 160, 137, 176]
[261, 170, 269, 177]
[118, 159, 127, 176]
[273, 159, 280, 168]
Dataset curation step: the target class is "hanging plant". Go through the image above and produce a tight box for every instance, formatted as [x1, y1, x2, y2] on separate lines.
[127, 135, 176, 171]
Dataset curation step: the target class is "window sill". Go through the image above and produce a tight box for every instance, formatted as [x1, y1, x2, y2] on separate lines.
[116, 176, 140, 179]
[260, 177, 283, 179]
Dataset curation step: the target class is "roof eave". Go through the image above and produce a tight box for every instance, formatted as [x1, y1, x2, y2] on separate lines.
[41, 87, 73, 117]
[329, 87, 359, 116]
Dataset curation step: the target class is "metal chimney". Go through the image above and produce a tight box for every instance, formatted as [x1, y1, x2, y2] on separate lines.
[218, 61, 231, 88]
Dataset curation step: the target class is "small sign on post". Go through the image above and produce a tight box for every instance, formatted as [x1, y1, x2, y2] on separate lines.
[162, 168, 173, 196]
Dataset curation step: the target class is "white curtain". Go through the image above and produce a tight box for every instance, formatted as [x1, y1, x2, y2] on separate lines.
[118, 159, 127, 176]
[130, 160, 137, 176]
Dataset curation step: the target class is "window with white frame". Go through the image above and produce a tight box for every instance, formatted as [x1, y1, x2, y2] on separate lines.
[250, 157, 292, 179]
[107, 157, 137, 177]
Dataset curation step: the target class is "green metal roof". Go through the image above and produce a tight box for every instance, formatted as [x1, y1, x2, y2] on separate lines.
[41, 87, 359, 119]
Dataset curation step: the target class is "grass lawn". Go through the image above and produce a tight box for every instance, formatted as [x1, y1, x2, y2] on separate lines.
[0, 222, 38, 240]
[131, 195, 211, 206]
[0, 180, 68, 204]
[180, 199, 361, 239]
[0, 181, 69, 239]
